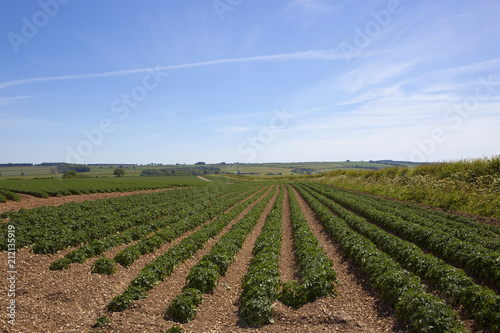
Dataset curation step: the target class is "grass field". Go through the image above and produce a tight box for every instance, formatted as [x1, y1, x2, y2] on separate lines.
[0, 166, 58, 178]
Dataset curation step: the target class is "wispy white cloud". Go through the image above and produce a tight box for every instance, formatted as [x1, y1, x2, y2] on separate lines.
[213, 126, 261, 134]
[0, 50, 348, 91]
[0, 68, 150, 91]
[428, 58, 500, 79]
[0, 95, 34, 105]
[341, 61, 416, 93]
[284, 0, 340, 14]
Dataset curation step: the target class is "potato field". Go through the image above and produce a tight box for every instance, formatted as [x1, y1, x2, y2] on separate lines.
[0, 180, 498, 332]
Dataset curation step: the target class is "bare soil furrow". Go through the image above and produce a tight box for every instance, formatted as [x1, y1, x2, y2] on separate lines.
[184, 186, 280, 333]
[278, 186, 301, 282]
[98, 186, 274, 333]
[289, 185, 407, 333]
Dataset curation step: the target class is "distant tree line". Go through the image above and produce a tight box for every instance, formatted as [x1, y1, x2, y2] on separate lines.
[87, 163, 137, 166]
[140, 166, 221, 177]
[57, 163, 91, 173]
[0, 163, 33, 167]
[38, 162, 64, 166]
[374, 160, 423, 166]
[0, 162, 92, 173]
[347, 165, 380, 170]
[291, 168, 317, 175]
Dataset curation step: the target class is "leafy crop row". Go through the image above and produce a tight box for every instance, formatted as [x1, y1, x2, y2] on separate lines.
[0, 189, 20, 202]
[165, 187, 277, 322]
[358, 185, 500, 236]
[306, 184, 500, 287]
[294, 185, 467, 332]
[238, 187, 284, 327]
[107, 186, 273, 312]
[1, 185, 229, 253]
[278, 185, 338, 308]
[50, 186, 255, 270]
[111, 187, 259, 268]
[302, 184, 500, 331]
[0, 188, 49, 199]
[320, 185, 500, 250]
[0, 176, 208, 199]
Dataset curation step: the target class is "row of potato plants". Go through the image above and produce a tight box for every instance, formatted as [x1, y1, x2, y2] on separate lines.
[0, 185, 228, 253]
[278, 185, 338, 308]
[165, 187, 277, 323]
[2, 189, 183, 251]
[0, 188, 20, 203]
[345, 185, 500, 237]
[302, 184, 500, 331]
[40, 186, 230, 255]
[321, 185, 500, 250]
[0, 187, 49, 199]
[238, 187, 284, 327]
[49, 186, 253, 270]
[306, 184, 500, 287]
[111, 187, 259, 268]
[294, 185, 467, 332]
[356, 185, 499, 237]
[0, 176, 208, 199]
[107, 185, 272, 312]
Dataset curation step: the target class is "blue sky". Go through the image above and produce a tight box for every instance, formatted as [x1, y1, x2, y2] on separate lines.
[1, 0, 499, 164]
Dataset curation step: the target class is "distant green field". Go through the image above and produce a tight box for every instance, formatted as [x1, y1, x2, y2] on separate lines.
[213, 161, 410, 175]
[0, 160, 413, 180]
[0, 166, 58, 178]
